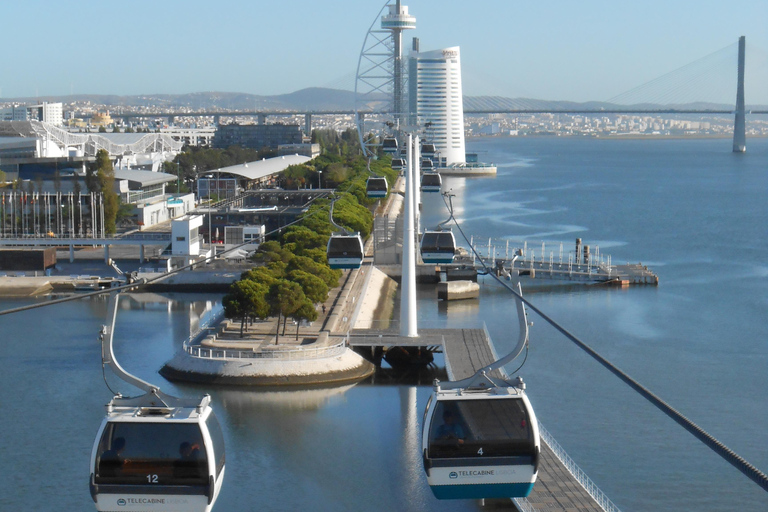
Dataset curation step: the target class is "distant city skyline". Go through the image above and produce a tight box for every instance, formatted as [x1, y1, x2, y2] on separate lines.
[2, 0, 767, 103]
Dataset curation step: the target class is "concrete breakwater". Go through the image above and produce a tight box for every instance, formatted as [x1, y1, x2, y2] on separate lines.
[160, 322, 375, 386]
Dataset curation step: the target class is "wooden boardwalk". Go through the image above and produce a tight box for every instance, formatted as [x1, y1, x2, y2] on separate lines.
[348, 328, 614, 512]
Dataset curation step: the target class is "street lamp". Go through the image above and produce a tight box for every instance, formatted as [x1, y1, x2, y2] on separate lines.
[318, 170, 323, 189]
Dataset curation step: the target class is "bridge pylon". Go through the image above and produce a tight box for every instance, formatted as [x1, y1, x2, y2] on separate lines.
[733, 35, 746, 153]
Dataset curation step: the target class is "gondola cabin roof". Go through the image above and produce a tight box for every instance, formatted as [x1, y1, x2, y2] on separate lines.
[391, 158, 405, 170]
[421, 172, 442, 191]
[382, 137, 398, 153]
[366, 177, 388, 197]
[433, 383, 525, 399]
[104, 405, 208, 423]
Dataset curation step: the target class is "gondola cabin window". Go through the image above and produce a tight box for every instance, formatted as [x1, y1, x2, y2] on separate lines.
[428, 399, 535, 460]
[95, 422, 208, 485]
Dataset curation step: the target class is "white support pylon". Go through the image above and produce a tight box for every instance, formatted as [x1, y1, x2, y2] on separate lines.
[400, 134, 418, 337]
[414, 135, 421, 234]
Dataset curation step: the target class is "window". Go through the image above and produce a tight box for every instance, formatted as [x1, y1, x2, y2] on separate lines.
[428, 399, 534, 459]
[95, 422, 209, 486]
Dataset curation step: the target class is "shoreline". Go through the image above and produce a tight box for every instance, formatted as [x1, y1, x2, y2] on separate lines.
[467, 133, 768, 141]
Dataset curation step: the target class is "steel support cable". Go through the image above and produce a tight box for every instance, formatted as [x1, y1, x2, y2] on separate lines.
[608, 45, 733, 105]
[608, 42, 737, 105]
[445, 200, 768, 493]
[653, 54, 735, 106]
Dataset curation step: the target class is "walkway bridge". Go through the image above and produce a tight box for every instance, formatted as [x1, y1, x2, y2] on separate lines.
[0, 232, 171, 263]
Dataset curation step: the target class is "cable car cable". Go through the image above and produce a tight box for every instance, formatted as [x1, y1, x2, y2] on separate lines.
[445, 201, 768, 493]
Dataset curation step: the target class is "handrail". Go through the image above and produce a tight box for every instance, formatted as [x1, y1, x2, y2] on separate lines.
[539, 423, 622, 512]
[183, 329, 348, 361]
[511, 497, 535, 512]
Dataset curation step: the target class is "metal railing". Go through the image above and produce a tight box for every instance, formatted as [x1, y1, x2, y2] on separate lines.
[539, 423, 622, 512]
[182, 315, 348, 361]
[184, 339, 348, 361]
[511, 497, 535, 512]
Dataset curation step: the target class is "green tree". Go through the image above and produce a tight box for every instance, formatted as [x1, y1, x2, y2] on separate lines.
[240, 266, 280, 286]
[223, 279, 270, 337]
[287, 269, 329, 305]
[267, 280, 306, 343]
[287, 255, 340, 289]
[94, 149, 119, 234]
[98, 125, 107, 133]
[282, 226, 327, 254]
[72, 176, 82, 235]
[290, 300, 318, 341]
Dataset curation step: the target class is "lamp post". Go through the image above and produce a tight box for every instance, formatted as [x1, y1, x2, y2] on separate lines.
[318, 170, 323, 189]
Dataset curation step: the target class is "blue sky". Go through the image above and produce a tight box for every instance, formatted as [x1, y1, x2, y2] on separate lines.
[1, 0, 767, 103]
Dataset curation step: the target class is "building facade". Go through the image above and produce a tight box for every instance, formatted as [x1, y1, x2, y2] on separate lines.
[0, 102, 63, 126]
[408, 46, 466, 166]
[213, 123, 302, 150]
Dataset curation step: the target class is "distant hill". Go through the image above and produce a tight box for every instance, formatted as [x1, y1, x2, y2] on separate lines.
[2, 88, 763, 112]
[0, 88, 362, 111]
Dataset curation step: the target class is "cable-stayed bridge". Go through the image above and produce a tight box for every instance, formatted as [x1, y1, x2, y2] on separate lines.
[108, 38, 766, 153]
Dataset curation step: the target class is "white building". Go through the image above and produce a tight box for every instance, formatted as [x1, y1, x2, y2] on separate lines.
[0, 102, 63, 126]
[408, 46, 466, 166]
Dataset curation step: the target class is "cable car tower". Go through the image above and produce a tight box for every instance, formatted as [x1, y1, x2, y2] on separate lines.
[355, 1, 416, 157]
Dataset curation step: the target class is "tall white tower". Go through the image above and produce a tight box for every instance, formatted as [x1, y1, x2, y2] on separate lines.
[408, 46, 466, 166]
[381, 1, 416, 129]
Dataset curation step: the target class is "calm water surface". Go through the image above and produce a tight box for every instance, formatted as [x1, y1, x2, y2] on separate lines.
[1, 136, 767, 511]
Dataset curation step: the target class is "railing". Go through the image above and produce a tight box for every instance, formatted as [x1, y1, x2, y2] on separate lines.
[539, 423, 622, 512]
[0, 233, 170, 242]
[511, 497, 535, 512]
[182, 314, 348, 362]
[184, 339, 348, 361]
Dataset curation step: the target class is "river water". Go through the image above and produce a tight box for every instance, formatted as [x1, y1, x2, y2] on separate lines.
[1, 136, 767, 511]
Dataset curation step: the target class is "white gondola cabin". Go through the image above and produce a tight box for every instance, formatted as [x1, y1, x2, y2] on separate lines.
[420, 172, 441, 192]
[421, 143, 436, 159]
[366, 177, 388, 198]
[90, 397, 226, 512]
[421, 158, 434, 171]
[391, 158, 405, 171]
[327, 234, 364, 269]
[382, 137, 398, 154]
[422, 383, 540, 500]
[420, 230, 456, 264]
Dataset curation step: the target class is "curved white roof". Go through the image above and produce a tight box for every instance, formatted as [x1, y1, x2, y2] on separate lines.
[210, 154, 311, 180]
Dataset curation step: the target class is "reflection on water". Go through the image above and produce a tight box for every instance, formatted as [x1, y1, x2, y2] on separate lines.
[216, 384, 355, 413]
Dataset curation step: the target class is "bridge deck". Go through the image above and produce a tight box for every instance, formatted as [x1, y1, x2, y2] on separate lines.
[348, 328, 608, 512]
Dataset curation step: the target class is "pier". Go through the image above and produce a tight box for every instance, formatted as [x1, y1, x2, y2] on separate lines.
[454, 236, 658, 286]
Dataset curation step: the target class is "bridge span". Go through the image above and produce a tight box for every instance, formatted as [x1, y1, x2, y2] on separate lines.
[0, 233, 170, 263]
